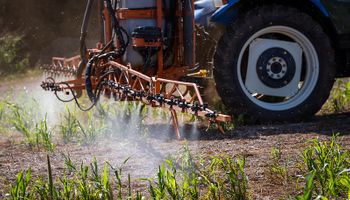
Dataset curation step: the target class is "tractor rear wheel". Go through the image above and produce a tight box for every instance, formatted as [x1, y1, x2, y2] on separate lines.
[213, 5, 335, 122]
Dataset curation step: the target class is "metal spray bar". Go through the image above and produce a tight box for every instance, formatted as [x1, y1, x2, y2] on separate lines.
[106, 61, 231, 123]
[41, 60, 231, 139]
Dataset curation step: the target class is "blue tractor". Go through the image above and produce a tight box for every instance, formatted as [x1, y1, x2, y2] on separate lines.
[197, 0, 350, 122]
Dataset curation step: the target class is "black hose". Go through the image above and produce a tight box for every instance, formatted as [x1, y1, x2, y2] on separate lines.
[80, 0, 95, 63]
[107, 0, 130, 52]
[85, 58, 96, 102]
[84, 0, 130, 106]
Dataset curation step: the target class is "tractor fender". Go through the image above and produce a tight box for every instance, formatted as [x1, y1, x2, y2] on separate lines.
[210, 0, 330, 25]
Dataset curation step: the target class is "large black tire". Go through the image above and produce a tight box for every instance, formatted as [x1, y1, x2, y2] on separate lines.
[213, 5, 335, 122]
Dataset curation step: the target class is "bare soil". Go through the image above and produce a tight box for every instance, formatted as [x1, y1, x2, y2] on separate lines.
[1, 75, 350, 199]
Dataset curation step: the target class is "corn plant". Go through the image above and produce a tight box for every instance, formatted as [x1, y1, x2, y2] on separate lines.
[201, 156, 249, 200]
[107, 157, 134, 199]
[9, 169, 31, 200]
[35, 115, 54, 151]
[62, 153, 77, 173]
[268, 146, 289, 185]
[8, 103, 54, 151]
[77, 111, 108, 145]
[7, 147, 252, 199]
[147, 145, 201, 200]
[33, 155, 58, 199]
[8, 103, 34, 145]
[297, 135, 350, 199]
[59, 106, 79, 143]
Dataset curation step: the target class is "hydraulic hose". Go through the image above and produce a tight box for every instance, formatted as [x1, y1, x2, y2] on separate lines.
[85, 0, 129, 105]
[80, 0, 95, 66]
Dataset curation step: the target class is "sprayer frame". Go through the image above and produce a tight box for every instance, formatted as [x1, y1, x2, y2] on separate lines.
[43, 0, 231, 139]
[76, 0, 196, 86]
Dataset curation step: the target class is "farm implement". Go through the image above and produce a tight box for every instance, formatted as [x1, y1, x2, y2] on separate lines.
[41, 0, 231, 138]
[42, 0, 350, 132]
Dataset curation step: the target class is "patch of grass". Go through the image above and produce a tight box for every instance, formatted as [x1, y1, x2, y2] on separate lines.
[297, 135, 350, 199]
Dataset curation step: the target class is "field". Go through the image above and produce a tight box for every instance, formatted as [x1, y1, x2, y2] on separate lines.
[0, 75, 350, 199]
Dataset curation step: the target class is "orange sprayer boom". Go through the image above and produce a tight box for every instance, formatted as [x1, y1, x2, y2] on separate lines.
[41, 0, 231, 138]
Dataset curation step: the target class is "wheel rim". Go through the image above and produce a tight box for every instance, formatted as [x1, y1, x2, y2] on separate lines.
[237, 26, 319, 111]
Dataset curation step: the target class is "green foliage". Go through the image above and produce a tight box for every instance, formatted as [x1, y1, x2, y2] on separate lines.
[146, 146, 250, 200]
[268, 146, 289, 185]
[202, 156, 249, 200]
[77, 111, 108, 145]
[330, 79, 350, 112]
[59, 105, 110, 145]
[35, 115, 54, 151]
[9, 154, 141, 200]
[297, 135, 350, 199]
[6, 147, 251, 200]
[7, 102, 54, 151]
[0, 34, 29, 76]
[10, 169, 31, 200]
[59, 106, 79, 144]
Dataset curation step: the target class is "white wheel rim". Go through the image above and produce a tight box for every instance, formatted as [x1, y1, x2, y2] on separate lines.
[237, 26, 319, 111]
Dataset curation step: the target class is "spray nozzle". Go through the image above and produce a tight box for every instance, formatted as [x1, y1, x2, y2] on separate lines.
[191, 102, 202, 115]
[205, 111, 217, 119]
[155, 94, 165, 105]
[166, 97, 178, 109]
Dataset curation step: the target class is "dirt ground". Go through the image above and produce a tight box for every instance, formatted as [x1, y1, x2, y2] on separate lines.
[0, 75, 350, 199]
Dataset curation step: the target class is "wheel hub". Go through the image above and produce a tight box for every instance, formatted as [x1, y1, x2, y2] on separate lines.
[256, 48, 296, 88]
[245, 38, 303, 97]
